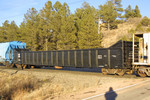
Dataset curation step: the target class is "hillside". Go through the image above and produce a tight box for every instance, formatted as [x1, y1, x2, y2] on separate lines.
[101, 18, 142, 48]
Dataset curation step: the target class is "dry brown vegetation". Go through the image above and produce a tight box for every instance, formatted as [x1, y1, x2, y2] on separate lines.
[0, 72, 40, 100]
[101, 18, 142, 48]
[0, 68, 149, 100]
[0, 69, 103, 100]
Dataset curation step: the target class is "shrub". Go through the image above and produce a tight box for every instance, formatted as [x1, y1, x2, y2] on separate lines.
[136, 23, 144, 32]
[140, 16, 150, 26]
[0, 73, 40, 100]
[110, 23, 118, 29]
[146, 27, 150, 32]
[121, 35, 129, 41]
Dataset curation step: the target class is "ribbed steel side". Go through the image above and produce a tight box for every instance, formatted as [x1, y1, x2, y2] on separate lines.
[13, 41, 139, 69]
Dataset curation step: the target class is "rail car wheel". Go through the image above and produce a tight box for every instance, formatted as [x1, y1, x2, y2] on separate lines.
[138, 68, 147, 77]
[101, 68, 108, 75]
[10, 63, 14, 68]
[15, 64, 22, 69]
[31, 66, 34, 69]
[117, 69, 125, 76]
[5, 61, 14, 68]
[126, 70, 133, 75]
[5, 61, 10, 68]
[22, 65, 27, 69]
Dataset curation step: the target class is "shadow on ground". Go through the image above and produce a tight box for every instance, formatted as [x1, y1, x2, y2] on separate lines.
[42, 66, 102, 73]
[105, 87, 118, 100]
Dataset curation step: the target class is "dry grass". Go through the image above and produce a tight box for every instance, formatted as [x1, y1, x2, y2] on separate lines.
[101, 18, 142, 48]
[0, 68, 148, 100]
[0, 72, 41, 100]
[19, 71, 102, 100]
[0, 69, 102, 100]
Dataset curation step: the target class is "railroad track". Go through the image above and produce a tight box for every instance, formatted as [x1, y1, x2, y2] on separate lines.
[0, 66, 141, 79]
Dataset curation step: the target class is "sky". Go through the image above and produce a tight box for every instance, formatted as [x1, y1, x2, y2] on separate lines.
[0, 0, 149, 26]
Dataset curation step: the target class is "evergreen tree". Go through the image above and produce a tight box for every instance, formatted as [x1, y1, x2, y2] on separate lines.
[0, 20, 19, 42]
[75, 2, 102, 49]
[39, 1, 77, 50]
[136, 23, 144, 32]
[56, 3, 77, 50]
[140, 16, 150, 26]
[0, 20, 9, 42]
[124, 5, 141, 19]
[9, 21, 19, 41]
[20, 8, 39, 50]
[124, 5, 134, 18]
[19, 21, 27, 42]
[39, 1, 55, 50]
[111, 0, 123, 17]
[0, 26, 2, 42]
[99, 1, 118, 30]
[134, 5, 141, 18]
[52, 1, 63, 50]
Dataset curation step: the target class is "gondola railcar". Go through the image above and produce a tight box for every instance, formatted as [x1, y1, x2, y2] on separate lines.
[13, 40, 139, 76]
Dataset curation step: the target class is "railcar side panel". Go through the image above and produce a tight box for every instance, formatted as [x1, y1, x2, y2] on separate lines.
[70, 51, 75, 67]
[13, 40, 139, 70]
[64, 51, 69, 66]
[30, 52, 33, 65]
[76, 50, 82, 67]
[90, 49, 97, 67]
[33, 52, 37, 65]
[97, 49, 108, 68]
[110, 48, 122, 69]
[47, 52, 50, 65]
[83, 50, 89, 67]
[43, 52, 47, 65]
[53, 51, 56, 66]
[58, 51, 63, 66]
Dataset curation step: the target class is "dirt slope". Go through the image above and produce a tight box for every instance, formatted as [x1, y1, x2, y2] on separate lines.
[101, 18, 142, 48]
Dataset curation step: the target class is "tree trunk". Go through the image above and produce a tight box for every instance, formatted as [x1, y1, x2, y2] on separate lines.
[107, 22, 110, 30]
[45, 36, 48, 51]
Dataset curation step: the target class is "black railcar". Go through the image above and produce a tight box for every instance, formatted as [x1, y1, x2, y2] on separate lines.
[13, 40, 139, 75]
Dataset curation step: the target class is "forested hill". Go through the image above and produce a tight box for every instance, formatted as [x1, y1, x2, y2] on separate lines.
[0, 0, 150, 51]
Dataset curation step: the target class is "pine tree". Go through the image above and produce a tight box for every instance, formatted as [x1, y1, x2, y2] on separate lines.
[0, 20, 9, 42]
[0, 26, 2, 42]
[52, 1, 63, 50]
[20, 8, 39, 50]
[39, 1, 55, 50]
[140, 16, 150, 26]
[124, 5, 141, 19]
[111, 0, 123, 17]
[39, 1, 77, 50]
[19, 21, 27, 42]
[0, 20, 19, 42]
[56, 3, 77, 50]
[75, 2, 102, 49]
[134, 5, 141, 18]
[124, 5, 134, 18]
[99, 1, 118, 30]
[9, 21, 19, 41]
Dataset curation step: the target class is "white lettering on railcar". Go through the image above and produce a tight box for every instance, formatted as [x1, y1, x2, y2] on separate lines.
[112, 55, 117, 57]
[98, 65, 104, 67]
[98, 55, 102, 59]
